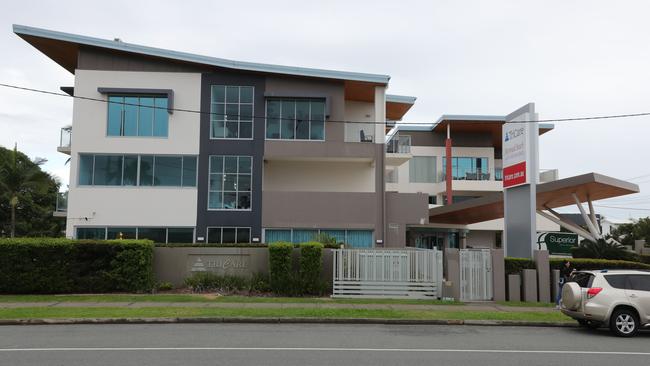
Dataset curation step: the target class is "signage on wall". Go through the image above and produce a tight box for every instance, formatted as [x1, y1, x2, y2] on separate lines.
[536, 232, 579, 256]
[502, 122, 531, 188]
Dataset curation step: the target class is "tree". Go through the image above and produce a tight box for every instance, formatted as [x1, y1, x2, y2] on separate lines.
[0, 144, 63, 237]
[610, 217, 650, 247]
[572, 238, 636, 261]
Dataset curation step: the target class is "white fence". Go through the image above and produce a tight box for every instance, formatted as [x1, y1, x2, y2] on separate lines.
[332, 248, 443, 299]
[460, 249, 493, 301]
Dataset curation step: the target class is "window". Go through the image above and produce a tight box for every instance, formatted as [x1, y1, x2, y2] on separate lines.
[428, 195, 437, 205]
[265, 228, 372, 248]
[107, 227, 137, 240]
[208, 156, 252, 210]
[167, 228, 195, 243]
[495, 168, 503, 181]
[107, 95, 169, 137]
[76, 227, 106, 240]
[78, 154, 197, 187]
[266, 98, 325, 140]
[443, 195, 480, 205]
[138, 228, 167, 243]
[210, 85, 254, 139]
[442, 157, 489, 180]
[604, 275, 627, 289]
[628, 275, 650, 291]
[409, 156, 437, 183]
[206, 227, 251, 244]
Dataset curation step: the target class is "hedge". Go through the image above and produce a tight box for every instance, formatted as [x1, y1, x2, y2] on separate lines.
[299, 242, 324, 295]
[268, 242, 294, 295]
[156, 242, 340, 248]
[505, 257, 650, 275]
[0, 238, 154, 294]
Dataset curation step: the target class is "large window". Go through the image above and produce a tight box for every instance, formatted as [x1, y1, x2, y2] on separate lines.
[409, 156, 437, 183]
[210, 85, 254, 139]
[208, 155, 252, 210]
[76, 226, 194, 243]
[78, 154, 197, 187]
[107, 96, 168, 137]
[265, 228, 373, 248]
[442, 157, 489, 180]
[266, 98, 325, 140]
[207, 227, 251, 244]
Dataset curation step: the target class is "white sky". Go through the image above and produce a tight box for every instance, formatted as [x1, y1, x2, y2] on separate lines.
[1, 0, 649, 220]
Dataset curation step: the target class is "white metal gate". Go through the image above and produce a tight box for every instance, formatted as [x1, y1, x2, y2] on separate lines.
[332, 248, 443, 299]
[460, 249, 493, 301]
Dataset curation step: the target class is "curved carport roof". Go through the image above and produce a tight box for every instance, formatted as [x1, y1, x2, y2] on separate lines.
[428, 173, 640, 225]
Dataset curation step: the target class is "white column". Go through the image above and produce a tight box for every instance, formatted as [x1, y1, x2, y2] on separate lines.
[374, 86, 386, 144]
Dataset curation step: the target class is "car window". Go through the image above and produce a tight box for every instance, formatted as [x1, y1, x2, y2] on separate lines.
[569, 272, 594, 288]
[604, 275, 627, 289]
[627, 275, 650, 292]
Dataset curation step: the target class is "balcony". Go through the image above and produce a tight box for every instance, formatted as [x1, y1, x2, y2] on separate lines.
[57, 126, 71, 155]
[53, 191, 67, 217]
[385, 132, 412, 166]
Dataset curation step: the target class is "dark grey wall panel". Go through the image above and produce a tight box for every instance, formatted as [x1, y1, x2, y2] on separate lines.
[196, 72, 266, 242]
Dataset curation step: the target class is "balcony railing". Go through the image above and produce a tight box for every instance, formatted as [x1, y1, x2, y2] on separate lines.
[386, 134, 411, 154]
[58, 126, 72, 154]
[441, 170, 491, 181]
[56, 191, 68, 213]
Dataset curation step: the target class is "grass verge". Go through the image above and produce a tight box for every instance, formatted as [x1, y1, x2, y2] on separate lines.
[0, 307, 571, 322]
[495, 301, 555, 308]
[0, 294, 462, 306]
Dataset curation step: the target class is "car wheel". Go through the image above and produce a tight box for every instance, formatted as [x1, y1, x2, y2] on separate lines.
[610, 309, 639, 337]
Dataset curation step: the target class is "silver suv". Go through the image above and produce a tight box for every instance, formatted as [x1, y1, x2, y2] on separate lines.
[560, 270, 650, 337]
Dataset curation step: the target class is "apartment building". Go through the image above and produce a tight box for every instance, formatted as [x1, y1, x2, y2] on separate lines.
[386, 114, 560, 250]
[15, 24, 428, 248]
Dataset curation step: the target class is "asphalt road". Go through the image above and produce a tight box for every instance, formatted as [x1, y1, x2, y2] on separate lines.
[0, 323, 648, 366]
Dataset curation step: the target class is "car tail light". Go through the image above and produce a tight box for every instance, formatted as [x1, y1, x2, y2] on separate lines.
[587, 287, 603, 299]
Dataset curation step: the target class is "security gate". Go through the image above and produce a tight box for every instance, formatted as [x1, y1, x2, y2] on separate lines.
[332, 248, 443, 299]
[460, 249, 493, 301]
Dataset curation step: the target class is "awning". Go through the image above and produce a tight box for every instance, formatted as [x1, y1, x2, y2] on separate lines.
[428, 173, 640, 225]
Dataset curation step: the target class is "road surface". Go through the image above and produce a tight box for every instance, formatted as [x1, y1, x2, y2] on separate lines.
[0, 323, 648, 365]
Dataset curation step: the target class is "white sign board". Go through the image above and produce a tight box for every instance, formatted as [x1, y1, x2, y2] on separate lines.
[502, 122, 532, 188]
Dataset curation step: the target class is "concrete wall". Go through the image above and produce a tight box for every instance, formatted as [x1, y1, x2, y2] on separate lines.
[154, 247, 334, 287]
[262, 191, 377, 229]
[385, 192, 429, 247]
[67, 70, 201, 237]
[263, 160, 375, 193]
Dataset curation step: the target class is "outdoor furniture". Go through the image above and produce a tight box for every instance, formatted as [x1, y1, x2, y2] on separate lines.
[360, 130, 373, 142]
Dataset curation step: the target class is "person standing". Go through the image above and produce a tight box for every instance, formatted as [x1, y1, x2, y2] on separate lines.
[556, 260, 575, 309]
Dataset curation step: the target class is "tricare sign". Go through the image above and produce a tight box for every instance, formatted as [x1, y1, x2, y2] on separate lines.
[502, 122, 532, 188]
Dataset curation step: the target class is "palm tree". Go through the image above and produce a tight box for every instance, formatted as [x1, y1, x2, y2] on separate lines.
[0, 144, 51, 237]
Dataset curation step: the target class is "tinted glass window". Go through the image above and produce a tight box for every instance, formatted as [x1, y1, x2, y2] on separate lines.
[139, 155, 154, 186]
[628, 275, 650, 292]
[77, 227, 106, 240]
[182, 156, 197, 187]
[138, 228, 167, 243]
[123, 156, 139, 186]
[78, 154, 94, 185]
[93, 155, 123, 185]
[154, 156, 182, 186]
[167, 228, 194, 243]
[107, 227, 137, 240]
[605, 275, 627, 289]
[569, 272, 595, 288]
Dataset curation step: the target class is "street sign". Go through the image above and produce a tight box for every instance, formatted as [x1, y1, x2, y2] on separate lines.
[537, 232, 579, 255]
[502, 122, 532, 188]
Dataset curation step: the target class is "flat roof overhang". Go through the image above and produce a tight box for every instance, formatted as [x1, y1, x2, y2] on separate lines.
[428, 173, 640, 225]
[432, 117, 554, 148]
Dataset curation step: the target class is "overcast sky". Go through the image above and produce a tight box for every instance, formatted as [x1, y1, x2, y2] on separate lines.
[1, 0, 649, 221]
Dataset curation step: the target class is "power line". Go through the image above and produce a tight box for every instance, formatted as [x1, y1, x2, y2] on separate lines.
[626, 173, 650, 181]
[3, 82, 650, 126]
[594, 205, 650, 211]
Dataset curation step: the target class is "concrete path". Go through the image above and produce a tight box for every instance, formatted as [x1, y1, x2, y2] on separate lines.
[0, 301, 556, 312]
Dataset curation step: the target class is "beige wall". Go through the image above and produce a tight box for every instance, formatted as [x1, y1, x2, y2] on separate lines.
[66, 70, 201, 237]
[466, 230, 497, 248]
[262, 191, 377, 229]
[263, 160, 375, 192]
[385, 192, 429, 247]
[344, 101, 375, 143]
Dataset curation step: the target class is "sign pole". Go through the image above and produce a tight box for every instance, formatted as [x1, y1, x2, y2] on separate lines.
[502, 103, 539, 258]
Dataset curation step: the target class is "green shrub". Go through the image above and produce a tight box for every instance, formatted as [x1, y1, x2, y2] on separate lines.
[549, 258, 650, 271]
[0, 238, 154, 293]
[571, 239, 636, 261]
[504, 257, 536, 275]
[156, 282, 174, 291]
[637, 255, 650, 265]
[156, 242, 340, 249]
[184, 272, 249, 292]
[249, 272, 271, 293]
[299, 242, 324, 295]
[268, 242, 294, 295]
